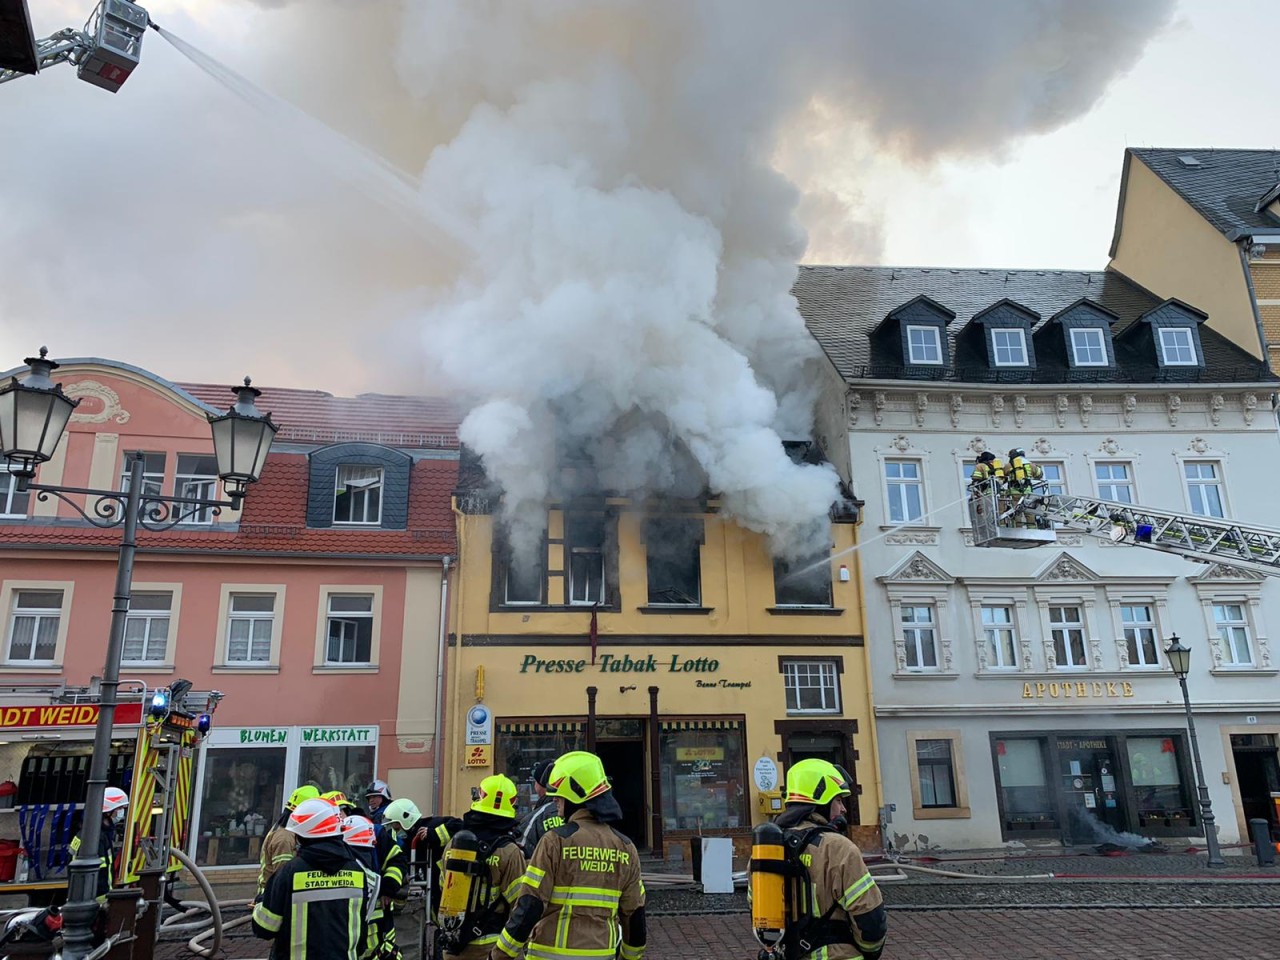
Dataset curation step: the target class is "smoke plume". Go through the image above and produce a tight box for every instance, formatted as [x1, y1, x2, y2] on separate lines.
[0, 0, 1174, 554]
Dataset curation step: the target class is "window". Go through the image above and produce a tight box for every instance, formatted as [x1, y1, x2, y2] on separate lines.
[1212, 603, 1252, 665]
[660, 725, 749, 830]
[6, 590, 62, 662]
[1184, 462, 1225, 518]
[225, 593, 275, 664]
[884, 460, 924, 523]
[504, 554, 543, 605]
[1070, 328, 1108, 366]
[1039, 463, 1066, 497]
[916, 740, 957, 808]
[783, 660, 841, 713]
[1095, 462, 1133, 503]
[991, 328, 1028, 366]
[175, 454, 219, 525]
[1126, 737, 1192, 830]
[773, 556, 832, 607]
[1049, 605, 1087, 668]
[123, 592, 171, 663]
[325, 595, 374, 664]
[1159, 327, 1197, 365]
[120, 452, 165, 498]
[566, 514, 606, 605]
[994, 737, 1055, 834]
[0, 467, 29, 518]
[645, 517, 702, 605]
[900, 605, 938, 669]
[333, 465, 383, 524]
[195, 747, 286, 866]
[906, 325, 943, 365]
[982, 605, 1018, 669]
[1121, 605, 1159, 667]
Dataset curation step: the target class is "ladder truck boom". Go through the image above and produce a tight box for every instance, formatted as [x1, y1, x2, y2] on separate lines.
[969, 488, 1280, 580]
[0, 0, 149, 93]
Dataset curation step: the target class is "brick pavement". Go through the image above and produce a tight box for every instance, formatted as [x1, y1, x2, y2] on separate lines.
[156, 907, 1280, 960]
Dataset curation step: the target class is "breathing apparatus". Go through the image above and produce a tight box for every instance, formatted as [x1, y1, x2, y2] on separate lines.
[749, 821, 787, 958]
[437, 830, 482, 947]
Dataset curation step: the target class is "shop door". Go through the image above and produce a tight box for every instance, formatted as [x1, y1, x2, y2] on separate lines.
[1056, 737, 1127, 844]
[1231, 734, 1280, 838]
[596, 739, 647, 848]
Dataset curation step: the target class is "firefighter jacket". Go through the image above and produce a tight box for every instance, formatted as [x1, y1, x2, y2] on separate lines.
[518, 799, 565, 857]
[491, 802, 645, 960]
[375, 829, 406, 901]
[778, 808, 886, 960]
[252, 837, 373, 960]
[69, 822, 116, 901]
[1006, 456, 1043, 494]
[969, 459, 1004, 492]
[441, 812, 527, 959]
[258, 822, 298, 894]
[408, 815, 462, 919]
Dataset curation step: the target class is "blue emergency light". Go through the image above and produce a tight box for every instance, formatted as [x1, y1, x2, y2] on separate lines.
[1135, 524, 1154, 543]
[148, 688, 169, 718]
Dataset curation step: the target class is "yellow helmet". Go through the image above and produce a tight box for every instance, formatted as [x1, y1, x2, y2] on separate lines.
[322, 790, 356, 813]
[287, 785, 321, 810]
[784, 759, 851, 806]
[546, 751, 610, 804]
[471, 774, 519, 819]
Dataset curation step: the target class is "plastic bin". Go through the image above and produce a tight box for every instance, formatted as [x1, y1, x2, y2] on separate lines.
[0, 839, 20, 882]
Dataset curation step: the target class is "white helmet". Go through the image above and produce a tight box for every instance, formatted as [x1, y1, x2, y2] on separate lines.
[383, 797, 421, 832]
[365, 779, 392, 802]
[103, 787, 129, 814]
[341, 815, 377, 847]
[287, 798, 344, 839]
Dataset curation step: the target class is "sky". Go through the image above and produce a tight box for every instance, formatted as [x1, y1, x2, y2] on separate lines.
[0, 0, 1272, 391]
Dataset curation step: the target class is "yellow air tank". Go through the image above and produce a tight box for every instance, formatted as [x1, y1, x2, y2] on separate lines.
[750, 821, 786, 952]
[438, 829, 480, 931]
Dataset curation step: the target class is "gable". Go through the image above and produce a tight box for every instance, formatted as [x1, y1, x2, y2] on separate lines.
[880, 551, 953, 584]
[1035, 552, 1100, 583]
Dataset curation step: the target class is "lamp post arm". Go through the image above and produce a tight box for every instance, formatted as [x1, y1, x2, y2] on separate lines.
[26, 483, 241, 530]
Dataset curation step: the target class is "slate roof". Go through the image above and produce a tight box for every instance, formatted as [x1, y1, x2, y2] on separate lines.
[0, 452, 458, 558]
[795, 265, 1274, 385]
[1124, 148, 1280, 240]
[180, 383, 461, 451]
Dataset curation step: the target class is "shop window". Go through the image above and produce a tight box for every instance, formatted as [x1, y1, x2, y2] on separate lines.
[175, 454, 219, 524]
[120, 451, 165, 498]
[915, 739, 957, 808]
[981, 605, 1019, 669]
[225, 593, 275, 664]
[900, 605, 938, 669]
[1184, 462, 1225, 518]
[334, 465, 383, 524]
[994, 737, 1056, 834]
[1212, 603, 1253, 665]
[325, 594, 374, 665]
[1094, 462, 1134, 503]
[773, 554, 833, 608]
[782, 660, 841, 714]
[123, 592, 172, 664]
[566, 514, 606, 605]
[6, 590, 63, 663]
[644, 517, 703, 606]
[299, 741, 376, 799]
[884, 459, 924, 523]
[659, 725, 747, 831]
[1049, 605, 1087, 669]
[494, 723, 584, 822]
[1126, 737, 1193, 830]
[0, 466, 29, 518]
[1121, 605, 1159, 667]
[196, 746, 286, 866]
[905, 325, 943, 364]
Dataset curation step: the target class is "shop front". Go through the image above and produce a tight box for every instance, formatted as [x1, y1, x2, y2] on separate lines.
[191, 724, 377, 868]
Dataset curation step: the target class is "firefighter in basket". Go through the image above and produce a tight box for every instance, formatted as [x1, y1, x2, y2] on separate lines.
[749, 759, 887, 960]
[968, 451, 1004, 497]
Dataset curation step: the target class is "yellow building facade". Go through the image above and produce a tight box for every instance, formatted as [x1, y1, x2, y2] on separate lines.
[442, 486, 876, 857]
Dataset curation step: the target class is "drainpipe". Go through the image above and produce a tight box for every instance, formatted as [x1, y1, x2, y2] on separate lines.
[432, 555, 453, 816]
[1237, 240, 1270, 367]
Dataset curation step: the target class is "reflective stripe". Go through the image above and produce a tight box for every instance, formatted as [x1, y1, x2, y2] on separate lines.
[526, 945, 619, 960]
[384, 866, 404, 886]
[555, 902, 572, 948]
[294, 886, 363, 904]
[521, 863, 547, 888]
[619, 943, 645, 960]
[471, 933, 500, 945]
[839, 872, 876, 909]
[252, 902, 283, 933]
[291, 901, 306, 960]
[435, 824, 451, 844]
[502, 875, 524, 902]
[494, 929, 522, 957]
[549, 890, 622, 908]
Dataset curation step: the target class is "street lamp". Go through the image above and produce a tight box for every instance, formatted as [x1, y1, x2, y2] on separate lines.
[1165, 634, 1227, 867]
[1, 350, 278, 960]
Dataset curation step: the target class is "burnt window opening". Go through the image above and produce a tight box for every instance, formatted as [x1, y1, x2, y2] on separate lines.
[505, 552, 544, 605]
[494, 522, 547, 607]
[773, 554, 833, 607]
[645, 517, 704, 606]
[567, 514, 606, 605]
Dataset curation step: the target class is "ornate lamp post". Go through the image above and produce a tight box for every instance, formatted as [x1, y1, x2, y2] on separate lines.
[1164, 634, 1227, 868]
[0, 350, 279, 960]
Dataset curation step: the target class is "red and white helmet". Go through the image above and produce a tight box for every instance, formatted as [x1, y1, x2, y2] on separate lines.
[341, 815, 376, 848]
[103, 788, 129, 814]
[287, 798, 343, 839]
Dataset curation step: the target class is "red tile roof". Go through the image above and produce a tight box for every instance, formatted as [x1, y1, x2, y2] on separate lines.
[0, 453, 458, 558]
[181, 383, 461, 451]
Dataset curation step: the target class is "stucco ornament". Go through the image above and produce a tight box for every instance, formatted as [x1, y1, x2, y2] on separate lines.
[1243, 393, 1258, 425]
[949, 394, 963, 428]
[890, 434, 911, 453]
[914, 392, 929, 428]
[1166, 394, 1181, 427]
[847, 392, 861, 427]
[1013, 395, 1027, 428]
[1078, 395, 1093, 427]
[1209, 394, 1224, 427]
[66, 380, 131, 424]
[1099, 437, 1120, 456]
[873, 391, 887, 426]
[990, 395, 1004, 427]
[967, 437, 988, 454]
[1188, 437, 1210, 455]
[1043, 554, 1094, 581]
[900, 556, 947, 581]
[1032, 437, 1053, 456]
[1122, 393, 1137, 427]
[1054, 394, 1069, 428]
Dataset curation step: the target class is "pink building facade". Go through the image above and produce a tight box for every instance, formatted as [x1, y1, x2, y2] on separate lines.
[0, 359, 457, 873]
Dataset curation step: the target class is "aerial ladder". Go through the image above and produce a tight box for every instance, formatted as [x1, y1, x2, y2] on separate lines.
[0, 0, 150, 93]
[969, 486, 1280, 579]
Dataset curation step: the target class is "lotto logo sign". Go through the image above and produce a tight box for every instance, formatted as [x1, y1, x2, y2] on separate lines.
[465, 745, 492, 768]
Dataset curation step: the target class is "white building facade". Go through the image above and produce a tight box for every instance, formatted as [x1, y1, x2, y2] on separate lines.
[800, 265, 1280, 850]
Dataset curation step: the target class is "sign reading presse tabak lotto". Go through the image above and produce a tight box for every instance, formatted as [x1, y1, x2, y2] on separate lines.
[519, 653, 720, 674]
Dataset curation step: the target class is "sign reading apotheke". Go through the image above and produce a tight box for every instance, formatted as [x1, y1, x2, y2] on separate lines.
[520, 653, 720, 674]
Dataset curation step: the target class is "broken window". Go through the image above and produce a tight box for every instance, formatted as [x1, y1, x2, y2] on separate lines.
[567, 514, 606, 605]
[645, 517, 703, 605]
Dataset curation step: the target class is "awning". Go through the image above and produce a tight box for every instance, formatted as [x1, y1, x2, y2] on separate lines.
[497, 721, 585, 735]
[660, 719, 742, 732]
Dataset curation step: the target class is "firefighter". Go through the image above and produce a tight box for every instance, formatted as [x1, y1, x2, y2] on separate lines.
[69, 787, 129, 902]
[343, 816, 384, 960]
[1006, 447, 1044, 497]
[367, 780, 393, 826]
[516, 760, 563, 857]
[774, 759, 886, 960]
[259, 785, 322, 895]
[439, 775, 526, 959]
[385, 797, 459, 960]
[252, 798, 373, 960]
[969, 450, 1004, 495]
[487, 751, 645, 960]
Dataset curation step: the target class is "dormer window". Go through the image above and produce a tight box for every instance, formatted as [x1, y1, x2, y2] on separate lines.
[1158, 327, 1197, 366]
[906, 325, 943, 365]
[991, 329, 1028, 366]
[334, 464, 383, 524]
[1070, 328, 1108, 366]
